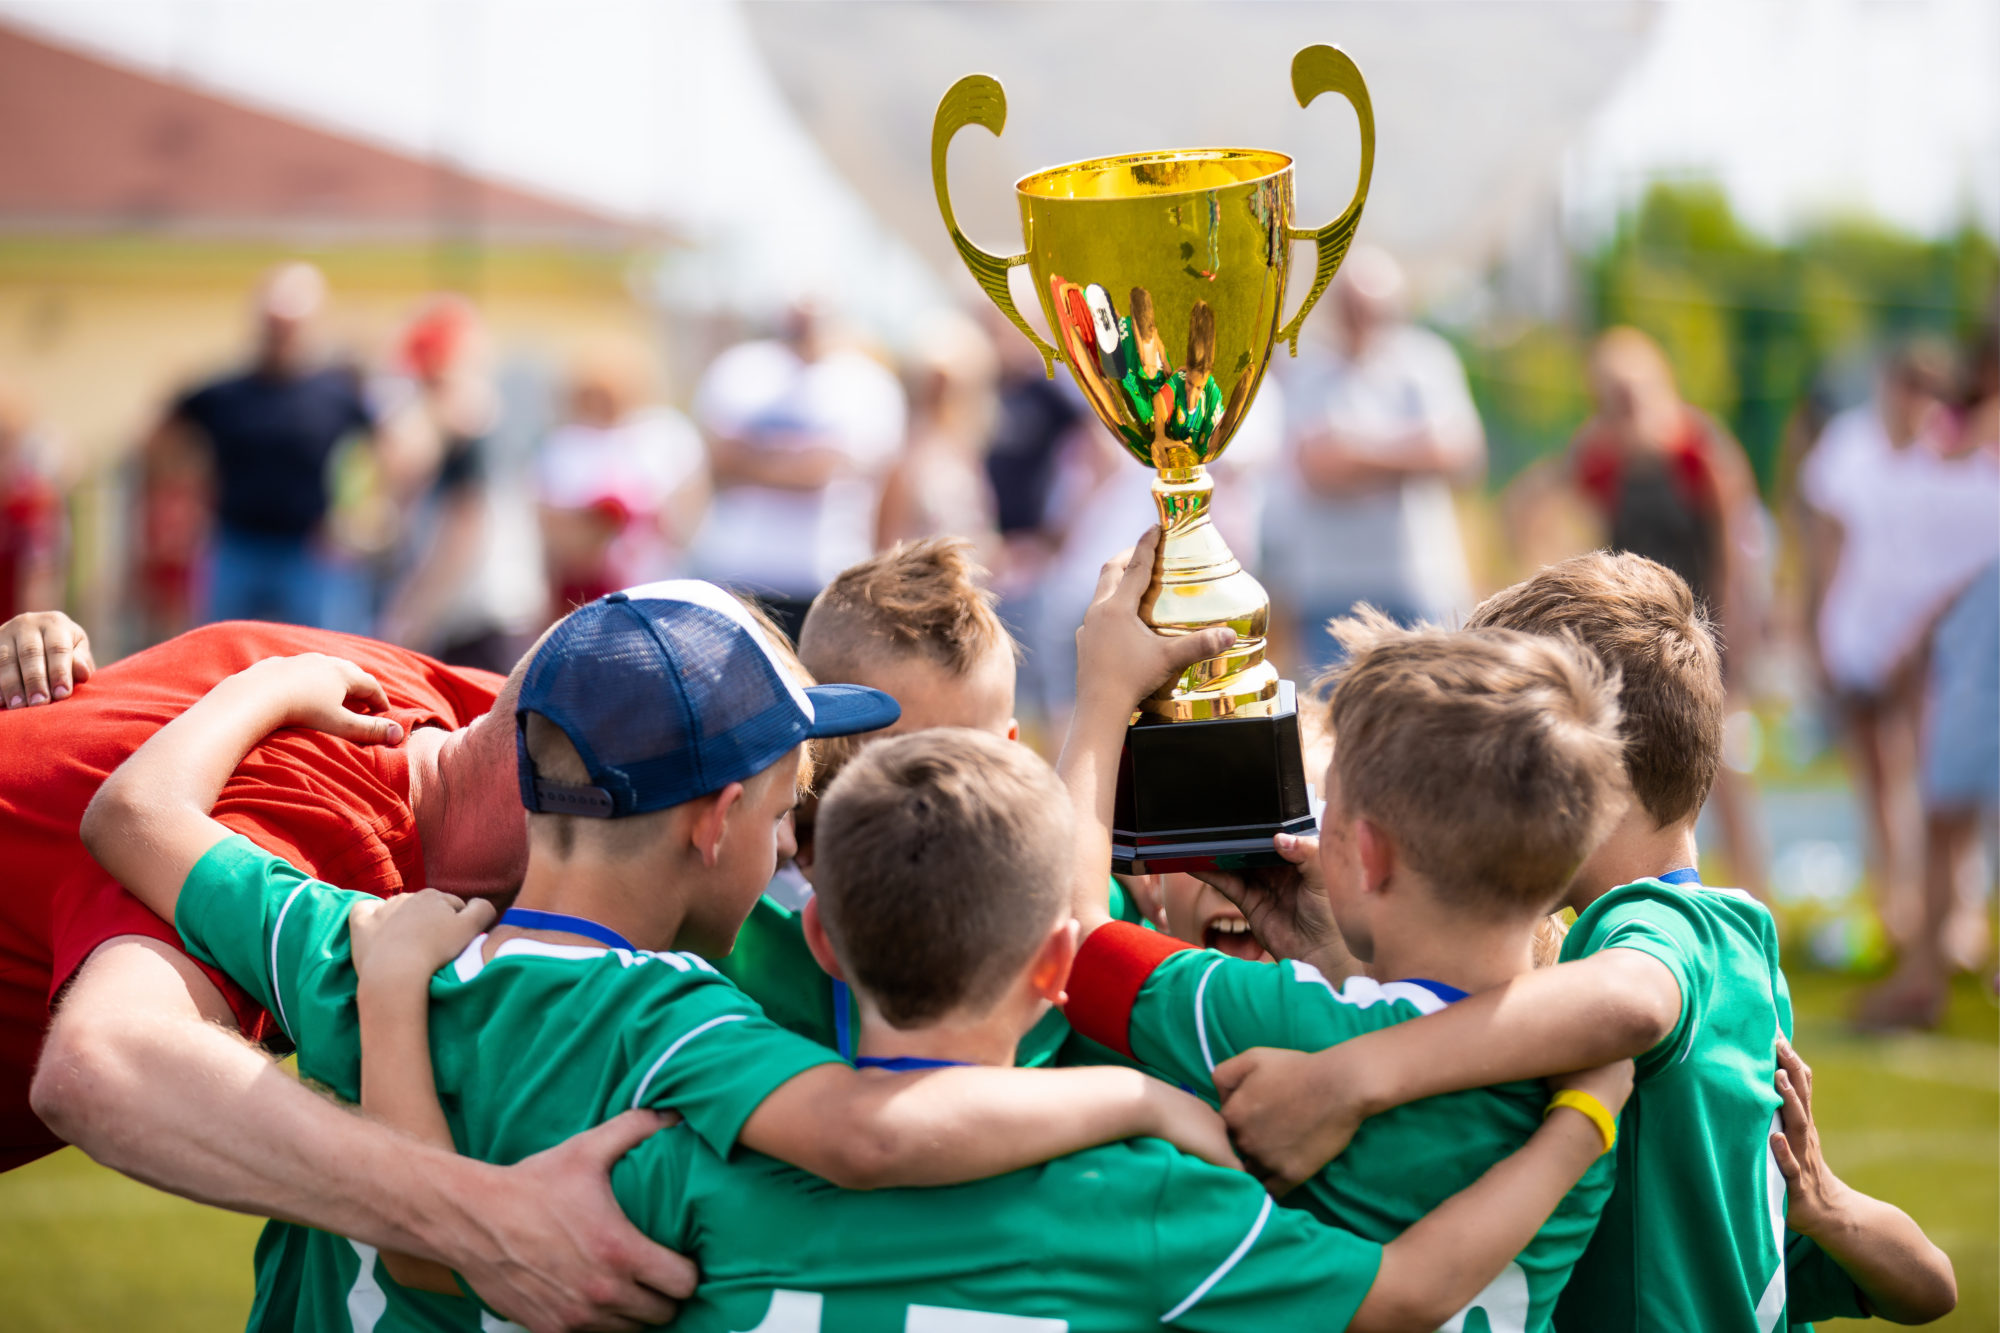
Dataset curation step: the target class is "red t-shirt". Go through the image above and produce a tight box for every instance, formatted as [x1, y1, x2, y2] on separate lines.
[0, 622, 501, 1171]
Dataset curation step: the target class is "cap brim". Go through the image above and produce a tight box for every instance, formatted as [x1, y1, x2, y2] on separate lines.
[802, 683, 902, 738]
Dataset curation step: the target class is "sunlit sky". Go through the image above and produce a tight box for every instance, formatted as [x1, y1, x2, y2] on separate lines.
[1571, 0, 1999, 240]
[3, 0, 1993, 318]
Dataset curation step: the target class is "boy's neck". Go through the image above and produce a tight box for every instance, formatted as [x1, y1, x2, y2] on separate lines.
[501, 852, 687, 955]
[1569, 811, 1701, 914]
[1366, 907, 1539, 997]
[851, 1001, 1026, 1070]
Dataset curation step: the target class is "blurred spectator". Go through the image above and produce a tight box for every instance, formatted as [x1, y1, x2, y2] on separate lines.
[0, 383, 62, 621]
[1800, 338, 2000, 952]
[1859, 330, 2000, 1028]
[981, 304, 1089, 562]
[535, 345, 707, 618]
[1262, 246, 1484, 671]
[168, 265, 376, 624]
[688, 300, 906, 641]
[1512, 326, 1771, 896]
[876, 310, 1000, 555]
[145, 263, 376, 632]
[375, 297, 542, 673]
[976, 304, 1097, 726]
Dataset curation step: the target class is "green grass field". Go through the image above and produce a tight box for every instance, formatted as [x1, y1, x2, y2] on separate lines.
[1, 970, 1992, 1331]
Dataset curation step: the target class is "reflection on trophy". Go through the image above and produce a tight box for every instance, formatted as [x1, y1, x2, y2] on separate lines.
[933, 45, 1375, 871]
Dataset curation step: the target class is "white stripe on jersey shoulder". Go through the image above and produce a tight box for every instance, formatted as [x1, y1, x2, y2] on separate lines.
[1160, 1193, 1274, 1323]
[630, 1013, 751, 1109]
[453, 934, 489, 982]
[1287, 962, 1451, 1016]
[267, 880, 311, 1041]
[452, 936, 719, 981]
[1194, 957, 1226, 1075]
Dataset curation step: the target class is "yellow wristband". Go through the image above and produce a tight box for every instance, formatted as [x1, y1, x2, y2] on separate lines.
[1544, 1089, 1617, 1155]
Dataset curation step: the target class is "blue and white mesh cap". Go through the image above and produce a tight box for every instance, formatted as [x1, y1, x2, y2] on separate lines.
[516, 579, 901, 818]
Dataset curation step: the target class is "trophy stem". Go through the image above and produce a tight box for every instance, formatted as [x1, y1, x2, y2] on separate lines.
[1139, 466, 1281, 721]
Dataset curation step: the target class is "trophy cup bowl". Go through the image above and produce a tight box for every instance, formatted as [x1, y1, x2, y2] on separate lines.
[933, 45, 1375, 871]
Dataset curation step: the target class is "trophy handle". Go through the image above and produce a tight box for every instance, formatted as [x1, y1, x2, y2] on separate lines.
[932, 75, 1060, 378]
[1276, 45, 1376, 356]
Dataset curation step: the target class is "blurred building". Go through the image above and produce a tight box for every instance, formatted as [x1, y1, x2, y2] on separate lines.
[0, 21, 667, 630]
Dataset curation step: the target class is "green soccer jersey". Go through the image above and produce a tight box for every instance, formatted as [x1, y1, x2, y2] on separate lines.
[1552, 873, 1795, 1333]
[175, 835, 843, 1333]
[611, 1121, 1383, 1332]
[719, 879, 1151, 1070]
[1063, 922, 1616, 1333]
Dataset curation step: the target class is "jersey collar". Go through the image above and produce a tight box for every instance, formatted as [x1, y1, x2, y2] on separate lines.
[1395, 977, 1469, 1006]
[1656, 867, 1702, 886]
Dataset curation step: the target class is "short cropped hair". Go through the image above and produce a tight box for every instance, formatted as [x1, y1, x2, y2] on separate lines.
[799, 538, 1017, 684]
[1468, 552, 1723, 827]
[1325, 613, 1626, 916]
[812, 729, 1073, 1027]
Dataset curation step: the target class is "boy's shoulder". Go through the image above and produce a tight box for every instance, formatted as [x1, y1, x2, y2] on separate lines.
[1563, 873, 1790, 1075]
[1069, 921, 1462, 1088]
[1564, 874, 1780, 964]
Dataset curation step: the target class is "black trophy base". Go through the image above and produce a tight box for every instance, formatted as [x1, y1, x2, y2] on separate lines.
[1110, 679, 1317, 875]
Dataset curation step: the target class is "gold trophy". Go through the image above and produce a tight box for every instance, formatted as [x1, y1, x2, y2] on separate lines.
[933, 45, 1374, 871]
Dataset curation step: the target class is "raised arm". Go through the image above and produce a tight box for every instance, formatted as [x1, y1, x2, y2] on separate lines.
[1351, 1060, 1632, 1333]
[79, 654, 403, 922]
[1771, 1037, 1956, 1324]
[1055, 528, 1235, 932]
[1214, 946, 1679, 1191]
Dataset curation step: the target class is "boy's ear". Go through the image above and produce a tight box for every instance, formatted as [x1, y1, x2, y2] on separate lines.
[690, 782, 746, 868]
[1120, 873, 1167, 930]
[1354, 817, 1397, 896]
[799, 897, 845, 982]
[1029, 917, 1082, 1007]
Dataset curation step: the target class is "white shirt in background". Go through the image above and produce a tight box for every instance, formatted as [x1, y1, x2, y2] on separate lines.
[536, 406, 706, 587]
[1801, 404, 2000, 695]
[689, 340, 907, 600]
[1264, 324, 1481, 619]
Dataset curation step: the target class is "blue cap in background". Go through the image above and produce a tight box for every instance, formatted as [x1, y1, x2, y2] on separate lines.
[516, 579, 901, 818]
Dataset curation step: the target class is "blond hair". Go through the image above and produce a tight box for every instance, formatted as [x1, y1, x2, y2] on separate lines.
[1324, 612, 1626, 916]
[1469, 552, 1722, 828]
[800, 538, 1016, 683]
[812, 729, 1072, 1027]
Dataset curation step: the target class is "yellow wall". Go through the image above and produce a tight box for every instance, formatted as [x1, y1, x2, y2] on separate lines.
[0, 234, 665, 470]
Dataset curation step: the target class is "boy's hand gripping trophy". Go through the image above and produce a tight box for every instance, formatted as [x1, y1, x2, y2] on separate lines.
[933, 45, 1375, 871]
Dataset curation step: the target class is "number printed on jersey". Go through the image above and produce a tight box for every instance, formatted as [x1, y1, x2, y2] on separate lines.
[734, 1290, 1067, 1333]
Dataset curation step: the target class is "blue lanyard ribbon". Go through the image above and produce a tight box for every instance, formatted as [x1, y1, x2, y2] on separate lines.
[497, 908, 636, 952]
[855, 1055, 971, 1071]
[1657, 867, 1702, 886]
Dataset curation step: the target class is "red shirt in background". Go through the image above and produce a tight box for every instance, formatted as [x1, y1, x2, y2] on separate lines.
[0, 468, 58, 622]
[0, 622, 502, 1171]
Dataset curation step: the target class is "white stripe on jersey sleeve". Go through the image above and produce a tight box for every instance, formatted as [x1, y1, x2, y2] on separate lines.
[1160, 1194, 1274, 1323]
[267, 881, 310, 1042]
[1193, 957, 1227, 1075]
[630, 1013, 751, 1109]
